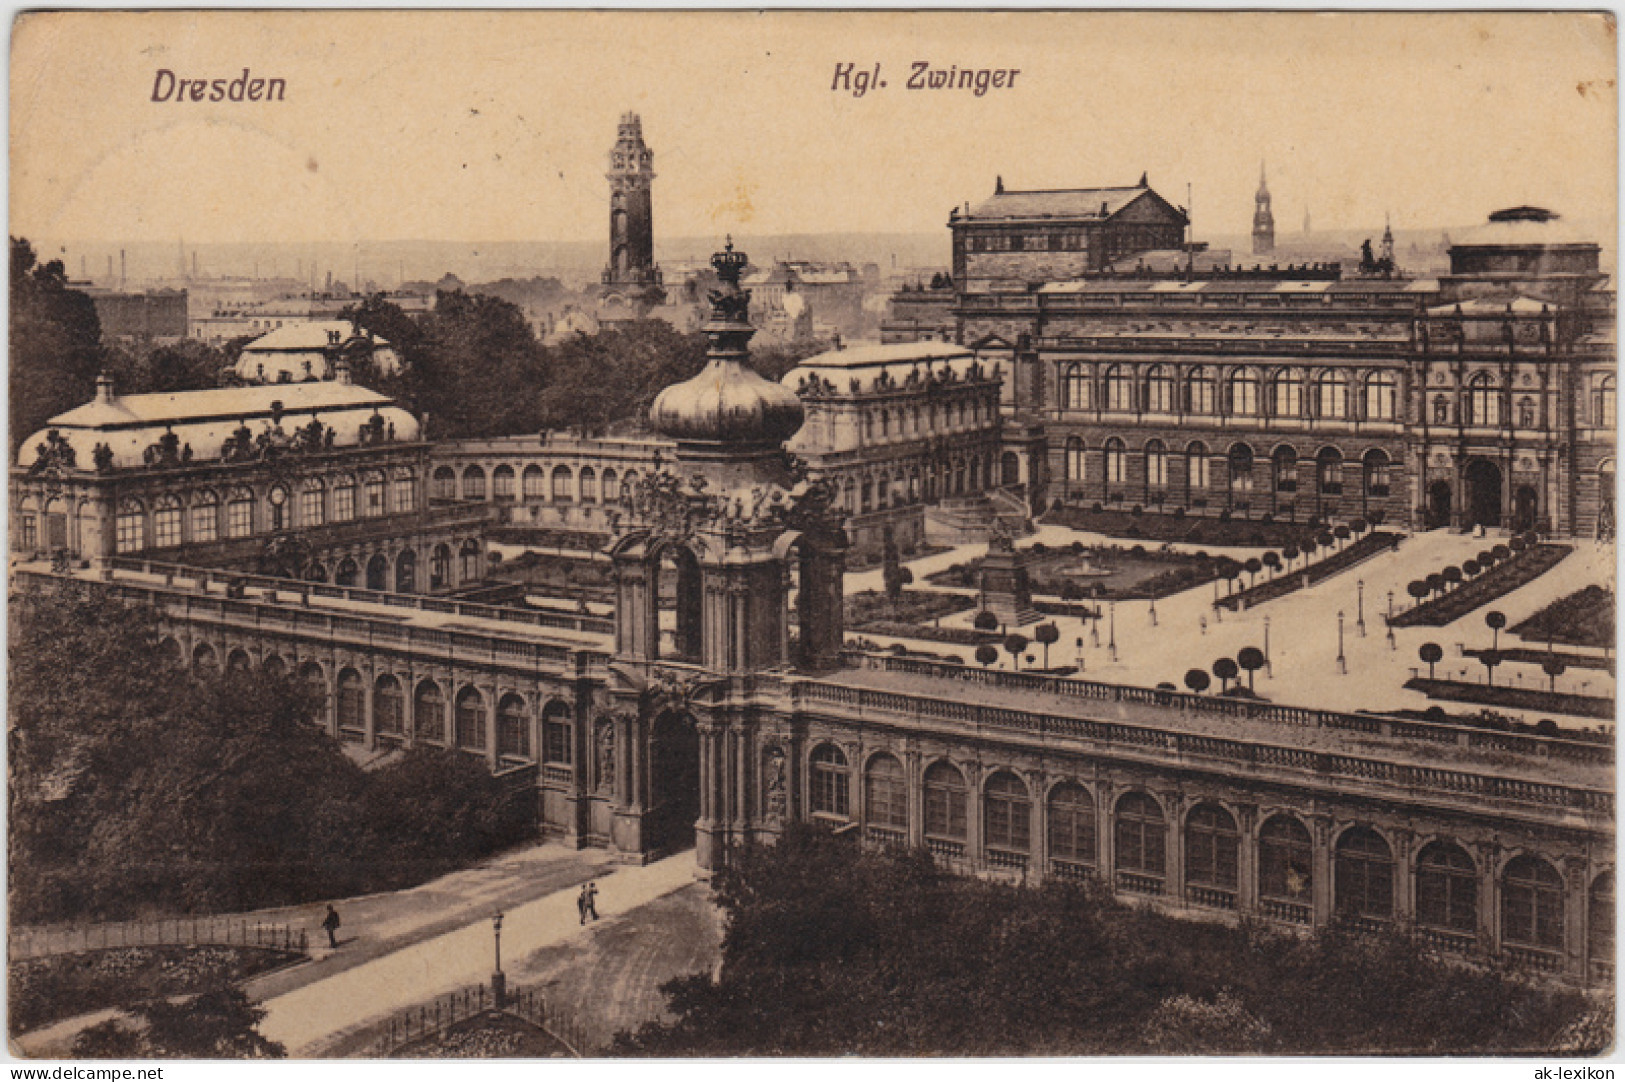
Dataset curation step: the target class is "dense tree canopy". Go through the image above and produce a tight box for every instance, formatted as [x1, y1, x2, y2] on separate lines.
[614, 823, 1591, 1056]
[10, 580, 533, 923]
[11, 237, 105, 457]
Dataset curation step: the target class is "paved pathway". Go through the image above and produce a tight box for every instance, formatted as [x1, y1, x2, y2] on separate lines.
[258, 851, 699, 1055]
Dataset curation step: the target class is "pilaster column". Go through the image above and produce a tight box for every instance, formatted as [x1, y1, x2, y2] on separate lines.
[1475, 840, 1500, 954]
[1563, 856, 1588, 981]
[1097, 777, 1116, 885]
[905, 748, 924, 849]
[484, 686, 499, 770]
[1163, 790, 1186, 903]
[362, 671, 377, 751]
[1392, 828, 1415, 925]
[964, 760, 983, 872]
[1311, 814, 1334, 927]
[1237, 803, 1259, 915]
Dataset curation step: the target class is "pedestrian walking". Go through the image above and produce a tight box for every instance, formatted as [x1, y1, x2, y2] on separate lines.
[322, 905, 341, 949]
[585, 882, 600, 922]
[577, 885, 591, 925]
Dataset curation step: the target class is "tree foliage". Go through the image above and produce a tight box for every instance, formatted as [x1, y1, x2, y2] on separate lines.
[10, 580, 533, 923]
[11, 237, 106, 458]
[614, 824, 1591, 1056]
[74, 988, 285, 1059]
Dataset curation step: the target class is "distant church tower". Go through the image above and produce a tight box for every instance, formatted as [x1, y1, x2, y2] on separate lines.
[601, 112, 665, 317]
[1380, 214, 1395, 266]
[1252, 162, 1275, 255]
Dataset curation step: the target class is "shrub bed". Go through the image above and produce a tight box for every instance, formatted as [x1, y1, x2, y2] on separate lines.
[1402, 677, 1615, 721]
[11, 946, 297, 1035]
[1389, 544, 1572, 628]
[1041, 505, 1342, 548]
[1216, 532, 1400, 611]
[846, 589, 975, 628]
[1512, 586, 1616, 649]
[485, 527, 610, 553]
[392, 1010, 572, 1058]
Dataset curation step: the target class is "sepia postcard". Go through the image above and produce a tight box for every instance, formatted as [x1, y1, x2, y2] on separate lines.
[6, 9, 1618, 1064]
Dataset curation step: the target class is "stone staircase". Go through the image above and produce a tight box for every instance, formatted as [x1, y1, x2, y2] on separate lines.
[925, 487, 1032, 546]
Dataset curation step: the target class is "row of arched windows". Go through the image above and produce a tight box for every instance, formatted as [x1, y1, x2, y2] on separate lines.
[303, 539, 481, 593]
[433, 464, 638, 506]
[1062, 439, 1391, 498]
[114, 469, 419, 554]
[1058, 363, 1399, 422]
[172, 643, 577, 764]
[846, 451, 999, 514]
[810, 746, 1609, 957]
[860, 392, 996, 443]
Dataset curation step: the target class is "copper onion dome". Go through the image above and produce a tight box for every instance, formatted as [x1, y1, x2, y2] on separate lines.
[649, 239, 804, 451]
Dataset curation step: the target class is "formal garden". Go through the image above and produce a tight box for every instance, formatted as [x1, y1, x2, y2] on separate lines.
[1388, 534, 1571, 628]
[1041, 502, 1375, 549]
[927, 540, 1221, 601]
[1513, 585, 1616, 650]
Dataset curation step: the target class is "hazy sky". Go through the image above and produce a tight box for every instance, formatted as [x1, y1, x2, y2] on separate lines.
[11, 11, 1617, 249]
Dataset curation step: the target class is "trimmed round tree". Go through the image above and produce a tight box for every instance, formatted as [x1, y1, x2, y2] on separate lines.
[1485, 610, 1507, 651]
[1480, 648, 1502, 686]
[1419, 642, 1443, 680]
[1407, 579, 1429, 608]
[1542, 656, 1567, 692]
[1236, 646, 1266, 690]
[1184, 668, 1211, 695]
[1442, 565, 1463, 590]
[1212, 656, 1239, 693]
[1244, 557, 1263, 588]
[1262, 551, 1282, 579]
[1004, 633, 1030, 670]
[1034, 622, 1060, 669]
[975, 643, 999, 669]
[974, 609, 1000, 633]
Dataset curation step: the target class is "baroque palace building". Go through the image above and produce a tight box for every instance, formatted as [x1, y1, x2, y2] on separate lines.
[949, 185, 1615, 539]
[13, 238, 1613, 988]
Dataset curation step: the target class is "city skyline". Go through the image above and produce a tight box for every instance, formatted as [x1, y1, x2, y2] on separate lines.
[12, 11, 1616, 253]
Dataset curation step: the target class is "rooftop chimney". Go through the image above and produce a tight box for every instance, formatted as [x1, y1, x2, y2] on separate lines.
[95, 371, 115, 403]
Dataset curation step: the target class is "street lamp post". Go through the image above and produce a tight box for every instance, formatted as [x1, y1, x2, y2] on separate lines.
[1149, 596, 1157, 627]
[1075, 636, 1085, 673]
[1336, 610, 1347, 674]
[1263, 616, 1272, 677]
[1356, 579, 1366, 638]
[1108, 602, 1118, 663]
[491, 910, 506, 1009]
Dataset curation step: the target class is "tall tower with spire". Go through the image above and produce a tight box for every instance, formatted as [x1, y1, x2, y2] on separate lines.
[600, 112, 665, 316]
[1380, 213, 1395, 266]
[1252, 162, 1275, 255]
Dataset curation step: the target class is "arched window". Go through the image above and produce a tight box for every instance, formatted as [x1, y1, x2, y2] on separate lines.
[1270, 369, 1303, 418]
[1272, 445, 1298, 493]
[462, 466, 487, 501]
[1104, 438, 1127, 486]
[498, 694, 530, 759]
[332, 476, 357, 522]
[1259, 815, 1313, 919]
[335, 557, 359, 587]
[1335, 827, 1394, 920]
[1363, 449, 1391, 498]
[879, 409, 891, 437]
[810, 744, 850, 818]
[1229, 443, 1255, 495]
[430, 544, 451, 590]
[1047, 782, 1096, 871]
[983, 772, 1031, 855]
[455, 687, 486, 750]
[1186, 367, 1215, 414]
[860, 479, 873, 513]
[226, 489, 254, 538]
[923, 761, 967, 843]
[1416, 840, 1477, 935]
[432, 466, 457, 501]
[1502, 855, 1564, 952]
[1595, 375, 1616, 429]
[300, 662, 327, 722]
[1317, 447, 1344, 495]
[1065, 438, 1086, 483]
[580, 467, 598, 504]
[552, 466, 573, 503]
[336, 669, 365, 733]
[1186, 804, 1239, 898]
[492, 465, 515, 501]
[192, 642, 217, 673]
[1114, 792, 1166, 887]
[1316, 372, 1348, 419]
[1365, 371, 1397, 421]
[261, 654, 285, 678]
[1063, 364, 1091, 410]
[542, 701, 572, 765]
[115, 499, 146, 554]
[620, 470, 639, 502]
[227, 649, 252, 673]
[1468, 372, 1501, 426]
[363, 471, 387, 517]
[865, 754, 908, 833]
[1590, 871, 1614, 966]
[601, 468, 617, 503]
[395, 549, 417, 593]
[374, 675, 404, 737]
[300, 481, 326, 527]
[1104, 365, 1134, 411]
[1145, 366, 1175, 413]
[153, 496, 183, 548]
[1186, 442, 1210, 492]
[366, 553, 389, 592]
[1229, 369, 1259, 416]
[1144, 440, 1168, 490]
[522, 465, 546, 500]
[460, 540, 481, 583]
[414, 681, 446, 743]
[191, 491, 219, 543]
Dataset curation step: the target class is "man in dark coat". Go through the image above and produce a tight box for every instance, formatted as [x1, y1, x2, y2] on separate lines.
[322, 904, 341, 948]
